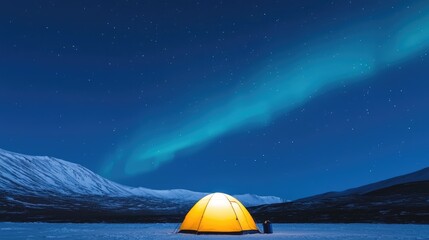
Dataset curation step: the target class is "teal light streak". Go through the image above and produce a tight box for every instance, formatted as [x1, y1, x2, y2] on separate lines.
[102, 4, 429, 178]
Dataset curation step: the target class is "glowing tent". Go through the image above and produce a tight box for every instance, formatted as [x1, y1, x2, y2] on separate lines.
[178, 192, 260, 234]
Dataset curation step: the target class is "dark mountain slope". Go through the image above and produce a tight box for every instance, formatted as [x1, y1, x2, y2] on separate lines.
[251, 169, 429, 224]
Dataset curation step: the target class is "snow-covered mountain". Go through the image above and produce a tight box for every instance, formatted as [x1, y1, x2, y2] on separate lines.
[0, 148, 281, 206]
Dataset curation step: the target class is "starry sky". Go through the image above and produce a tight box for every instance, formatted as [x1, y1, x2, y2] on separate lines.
[1, 0, 429, 200]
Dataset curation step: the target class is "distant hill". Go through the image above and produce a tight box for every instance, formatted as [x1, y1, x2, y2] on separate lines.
[251, 167, 429, 224]
[299, 167, 429, 201]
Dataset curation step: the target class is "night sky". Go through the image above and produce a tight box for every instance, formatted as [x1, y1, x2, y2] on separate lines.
[1, 1, 429, 200]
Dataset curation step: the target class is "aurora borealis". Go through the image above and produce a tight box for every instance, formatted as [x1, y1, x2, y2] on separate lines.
[1, 1, 429, 199]
[103, 2, 429, 177]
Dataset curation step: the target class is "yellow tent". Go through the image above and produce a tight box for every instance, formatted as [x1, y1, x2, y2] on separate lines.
[178, 192, 260, 234]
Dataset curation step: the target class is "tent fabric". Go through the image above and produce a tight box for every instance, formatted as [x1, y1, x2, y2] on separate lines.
[178, 192, 260, 234]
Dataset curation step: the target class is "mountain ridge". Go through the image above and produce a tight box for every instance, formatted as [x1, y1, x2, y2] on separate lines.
[297, 167, 429, 202]
[2, 147, 427, 223]
[250, 166, 429, 223]
[0, 148, 282, 206]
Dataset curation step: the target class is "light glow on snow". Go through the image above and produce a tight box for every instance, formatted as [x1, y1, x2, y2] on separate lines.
[1, 223, 429, 240]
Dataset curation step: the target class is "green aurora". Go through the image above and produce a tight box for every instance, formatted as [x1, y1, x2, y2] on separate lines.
[102, 3, 429, 178]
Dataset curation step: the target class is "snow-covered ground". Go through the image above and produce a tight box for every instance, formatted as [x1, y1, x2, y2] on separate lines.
[1, 223, 428, 240]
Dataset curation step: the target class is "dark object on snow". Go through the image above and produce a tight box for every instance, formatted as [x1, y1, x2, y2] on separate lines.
[262, 220, 273, 234]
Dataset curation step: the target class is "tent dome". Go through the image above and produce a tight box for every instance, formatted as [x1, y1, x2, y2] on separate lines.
[178, 192, 260, 234]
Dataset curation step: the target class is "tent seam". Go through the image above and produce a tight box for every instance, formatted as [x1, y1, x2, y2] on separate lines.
[195, 193, 215, 232]
[235, 201, 255, 231]
[227, 198, 243, 232]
